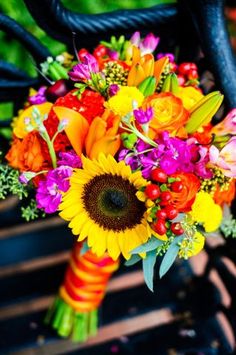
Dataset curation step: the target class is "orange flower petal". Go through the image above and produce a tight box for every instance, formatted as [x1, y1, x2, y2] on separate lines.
[53, 106, 89, 156]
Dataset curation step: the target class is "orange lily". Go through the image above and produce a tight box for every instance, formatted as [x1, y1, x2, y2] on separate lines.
[85, 110, 121, 159]
[54, 107, 121, 159]
[127, 46, 169, 87]
[127, 47, 154, 86]
[53, 106, 89, 156]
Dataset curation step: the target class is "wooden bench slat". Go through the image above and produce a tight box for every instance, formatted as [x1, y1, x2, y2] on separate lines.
[0, 216, 65, 240]
[11, 308, 176, 355]
[0, 270, 144, 321]
[0, 251, 70, 279]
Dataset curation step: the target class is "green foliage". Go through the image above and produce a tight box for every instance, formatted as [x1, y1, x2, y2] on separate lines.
[21, 199, 45, 222]
[159, 236, 184, 278]
[142, 249, 157, 291]
[0, 163, 28, 200]
[220, 217, 236, 238]
[131, 235, 164, 254]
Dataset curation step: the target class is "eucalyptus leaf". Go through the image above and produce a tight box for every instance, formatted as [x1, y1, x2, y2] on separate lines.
[142, 249, 157, 292]
[131, 236, 164, 254]
[125, 254, 141, 266]
[159, 237, 183, 278]
[171, 213, 185, 223]
[80, 241, 89, 256]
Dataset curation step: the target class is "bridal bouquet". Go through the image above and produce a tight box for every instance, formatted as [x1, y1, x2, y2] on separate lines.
[3, 32, 236, 340]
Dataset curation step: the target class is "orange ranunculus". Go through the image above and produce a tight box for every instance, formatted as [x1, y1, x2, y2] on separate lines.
[171, 173, 201, 212]
[144, 92, 189, 136]
[213, 180, 236, 206]
[6, 131, 49, 172]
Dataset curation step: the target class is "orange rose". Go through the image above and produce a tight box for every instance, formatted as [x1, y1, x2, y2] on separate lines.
[6, 131, 50, 172]
[144, 92, 189, 136]
[171, 173, 201, 212]
[213, 180, 236, 206]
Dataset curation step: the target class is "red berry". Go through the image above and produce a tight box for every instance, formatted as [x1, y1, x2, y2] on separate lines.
[45, 79, 72, 103]
[171, 222, 184, 235]
[93, 44, 107, 59]
[154, 219, 167, 235]
[78, 48, 89, 61]
[178, 62, 197, 76]
[159, 191, 172, 205]
[188, 69, 198, 80]
[177, 74, 186, 86]
[151, 168, 167, 183]
[164, 205, 178, 220]
[171, 181, 184, 193]
[145, 184, 161, 200]
[156, 209, 167, 220]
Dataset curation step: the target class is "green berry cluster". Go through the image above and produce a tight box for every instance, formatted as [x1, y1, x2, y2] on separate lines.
[156, 63, 171, 92]
[200, 168, 231, 195]
[102, 62, 128, 86]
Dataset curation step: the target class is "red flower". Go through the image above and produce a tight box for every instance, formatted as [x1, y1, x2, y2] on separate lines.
[45, 89, 105, 153]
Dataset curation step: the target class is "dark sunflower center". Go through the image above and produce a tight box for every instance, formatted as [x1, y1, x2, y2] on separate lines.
[82, 174, 146, 231]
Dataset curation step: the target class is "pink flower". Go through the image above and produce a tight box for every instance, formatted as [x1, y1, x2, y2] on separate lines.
[130, 31, 141, 46]
[130, 32, 159, 55]
[212, 109, 236, 136]
[69, 54, 99, 81]
[140, 33, 159, 55]
[209, 137, 236, 177]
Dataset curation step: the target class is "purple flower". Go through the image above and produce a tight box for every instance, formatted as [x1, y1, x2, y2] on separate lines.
[57, 150, 82, 168]
[107, 49, 119, 60]
[133, 107, 153, 124]
[156, 53, 175, 63]
[36, 166, 72, 214]
[29, 86, 47, 105]
[140, 33, 159, 55]
[109, 84, 120, 97]
[69, 54, 99, 81]
[19, 171, 37, 184]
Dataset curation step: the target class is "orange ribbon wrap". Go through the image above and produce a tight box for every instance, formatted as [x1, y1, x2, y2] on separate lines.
[60, 243, 119, 312]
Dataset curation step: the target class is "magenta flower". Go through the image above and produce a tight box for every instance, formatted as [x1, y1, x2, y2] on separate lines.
[156, 53, 175, 63]
[109, 84, 120, 97]
[57, 150, 82, 168]
[107, 49, 119, 60]
[29, 86, 47, 105]
[209, 137, 236, 177]
[69, 54, 99, 81]
[134, 107, 153, 124]
[36, 166, 72, 214]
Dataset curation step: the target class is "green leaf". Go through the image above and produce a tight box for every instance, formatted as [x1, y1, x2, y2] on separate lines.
[159, 237, 183, 278]
[142, 249, 157, 292]
[125, 254, 141, 266]
[131, 236, 164, 254]
[160, 184, 168, 191]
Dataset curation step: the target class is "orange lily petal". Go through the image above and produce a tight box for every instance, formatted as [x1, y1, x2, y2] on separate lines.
[53, 106, 89, 156]
[85, 117, 107, 157]
[128, 63, 146, 86]
[154, 56, 169, 84]
[142, 54, 154, 77]
[89, 135, 121, 160]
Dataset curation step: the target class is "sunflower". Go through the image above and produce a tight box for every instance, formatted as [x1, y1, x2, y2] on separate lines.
[59, 154, 150, 260]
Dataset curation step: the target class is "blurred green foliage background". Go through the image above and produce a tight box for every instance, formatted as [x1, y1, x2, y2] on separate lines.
[0, 0, 175, 76]
[0, 0, 175, 127]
